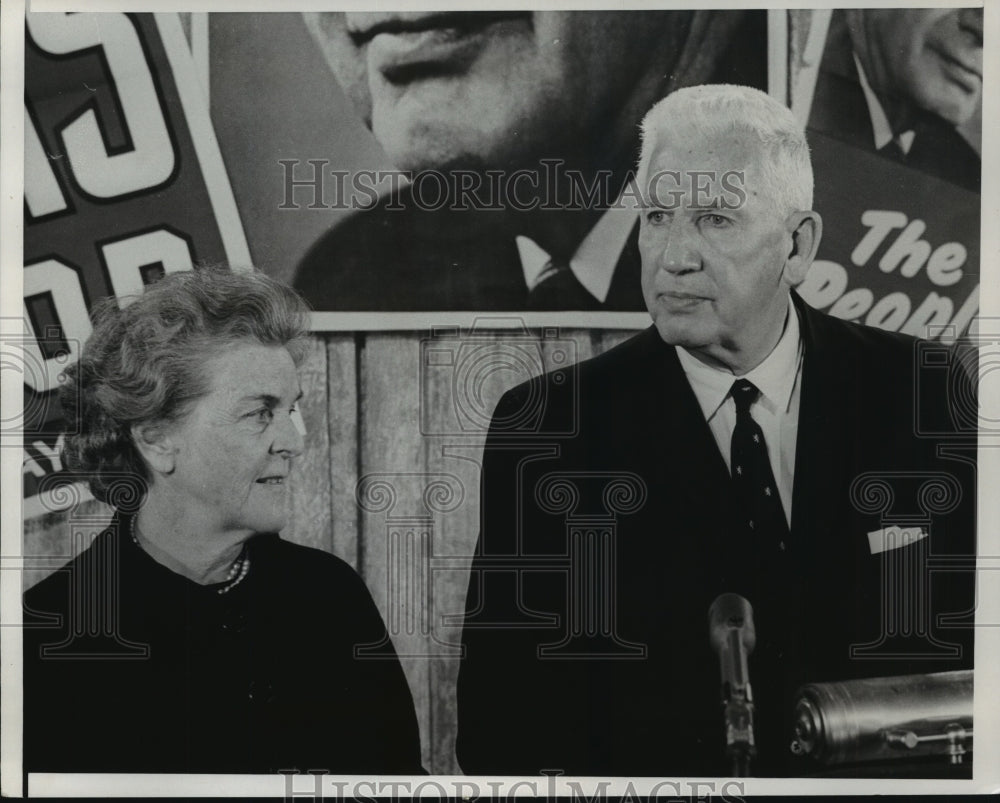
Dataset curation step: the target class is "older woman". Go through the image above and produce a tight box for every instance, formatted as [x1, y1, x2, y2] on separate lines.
[23, 268, 423, 774]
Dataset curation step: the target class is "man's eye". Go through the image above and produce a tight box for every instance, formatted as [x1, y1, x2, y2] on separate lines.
[701, 213, 729, 227]
[646, 210, 667, 224]
[250, 408, 275, 423]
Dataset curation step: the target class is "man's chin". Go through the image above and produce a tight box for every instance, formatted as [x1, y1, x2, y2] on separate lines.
[374, 125, 495, 175]
[371, 96, 555, 175]
[651, 318, 711, 350]
[937, 101, 980, 128]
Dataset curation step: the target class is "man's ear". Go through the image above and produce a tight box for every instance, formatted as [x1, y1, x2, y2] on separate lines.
[783, 210, 823, 286]
[131, 422, 177, 476]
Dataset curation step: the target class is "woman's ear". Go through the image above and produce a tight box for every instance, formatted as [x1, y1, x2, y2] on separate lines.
[783, 210, 823, 286]
[131, 422, 176, 476]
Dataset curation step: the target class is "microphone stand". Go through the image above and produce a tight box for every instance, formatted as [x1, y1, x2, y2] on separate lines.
[710, 594, 757, 778]
[722, 629, 755, 777]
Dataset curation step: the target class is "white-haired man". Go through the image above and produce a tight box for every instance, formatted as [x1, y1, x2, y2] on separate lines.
[457, 85, 975, 776]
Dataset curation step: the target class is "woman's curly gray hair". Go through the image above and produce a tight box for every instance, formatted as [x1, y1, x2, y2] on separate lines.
[60, 267, 311, 506]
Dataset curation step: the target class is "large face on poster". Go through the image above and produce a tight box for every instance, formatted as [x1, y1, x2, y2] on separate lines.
[288, 10, 770, 317]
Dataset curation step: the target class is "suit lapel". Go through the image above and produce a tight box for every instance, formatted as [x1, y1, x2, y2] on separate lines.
[631, 328, 732, 492]
[620, 330, 738, 591]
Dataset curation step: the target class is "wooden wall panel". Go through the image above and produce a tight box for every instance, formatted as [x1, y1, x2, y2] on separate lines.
[420, 331, 492, 776]
[325, 333, 360, 568]
[592, 329, 638, 355]
[22, 494, 112, 592]
[357, 333, 434, 771]
[284, 334, 332, 553]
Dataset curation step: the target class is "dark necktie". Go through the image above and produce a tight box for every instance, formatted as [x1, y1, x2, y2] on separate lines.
[526, 260, 600, 310]
[730, 379, 789, 552]
[728, 379, 802, 772]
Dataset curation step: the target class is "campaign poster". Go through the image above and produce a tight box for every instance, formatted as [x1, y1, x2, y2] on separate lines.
[22, 12, 250, 516]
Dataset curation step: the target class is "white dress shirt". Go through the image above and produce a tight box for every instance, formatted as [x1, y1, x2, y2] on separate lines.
[675, 297, 804, 527]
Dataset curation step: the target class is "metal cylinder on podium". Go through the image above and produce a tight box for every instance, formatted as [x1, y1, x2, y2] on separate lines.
[791, 670, 973, 766]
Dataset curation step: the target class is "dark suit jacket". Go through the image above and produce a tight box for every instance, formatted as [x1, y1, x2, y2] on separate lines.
[808, 10, 980, 192]
[456, 293, 976, 777]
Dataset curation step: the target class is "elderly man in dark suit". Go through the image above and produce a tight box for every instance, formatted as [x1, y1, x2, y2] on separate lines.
[294, 10, 766, 311]
[456, 84, 976, 777]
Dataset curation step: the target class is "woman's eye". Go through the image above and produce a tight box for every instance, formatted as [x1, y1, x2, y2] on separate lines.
[702, 213, 729, 227]
[647, 210, 667, 224]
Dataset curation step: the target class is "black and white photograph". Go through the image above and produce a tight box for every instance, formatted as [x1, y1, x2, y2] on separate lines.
[2, 1, 997, 798]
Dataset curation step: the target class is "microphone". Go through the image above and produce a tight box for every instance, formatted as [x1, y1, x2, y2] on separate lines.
[708, 593, 757, 776]
[790, 670, 973, 766]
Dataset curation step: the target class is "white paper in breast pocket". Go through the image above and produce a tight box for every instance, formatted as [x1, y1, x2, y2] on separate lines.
[867, 525, 928, 555]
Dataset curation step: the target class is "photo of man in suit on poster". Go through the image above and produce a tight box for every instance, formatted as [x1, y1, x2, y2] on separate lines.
[808, 8, 982, 190]
[292, 10, 767, 312]
[797, 8, 981, 341]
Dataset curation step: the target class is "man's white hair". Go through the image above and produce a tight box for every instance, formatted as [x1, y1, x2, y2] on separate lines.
[635, 84, 813, 217]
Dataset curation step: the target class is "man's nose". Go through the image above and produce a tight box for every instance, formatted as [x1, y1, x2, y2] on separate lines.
[958, 7, 983, 46]
[660, 225, 701, 274]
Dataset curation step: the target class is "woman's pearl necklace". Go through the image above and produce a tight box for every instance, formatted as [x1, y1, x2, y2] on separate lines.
[129, 516, 251, 595]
